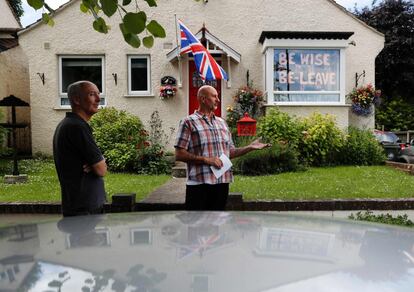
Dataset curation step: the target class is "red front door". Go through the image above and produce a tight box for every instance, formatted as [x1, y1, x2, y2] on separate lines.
[188, 60, 222, 117]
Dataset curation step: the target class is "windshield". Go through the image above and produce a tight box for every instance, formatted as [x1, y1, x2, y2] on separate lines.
[374, 132, 400, 143]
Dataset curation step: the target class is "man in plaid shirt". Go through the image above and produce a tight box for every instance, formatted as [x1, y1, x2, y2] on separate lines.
[175, 85, 270, 210]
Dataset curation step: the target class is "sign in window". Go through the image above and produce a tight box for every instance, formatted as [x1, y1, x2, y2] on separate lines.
[273, 49, 340, 102]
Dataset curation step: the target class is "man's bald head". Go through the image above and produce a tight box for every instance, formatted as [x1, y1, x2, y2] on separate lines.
[197, 85, 215, 102]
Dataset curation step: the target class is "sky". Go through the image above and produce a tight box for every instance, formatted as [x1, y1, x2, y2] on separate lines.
[20, 0, 375, 28]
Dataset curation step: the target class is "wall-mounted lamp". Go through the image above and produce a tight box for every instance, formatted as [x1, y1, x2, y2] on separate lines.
[355, 70, 366, 87]
[348, 40, 356, 46]
[112, 73, 118, 86]
[37, 72, 45, 85]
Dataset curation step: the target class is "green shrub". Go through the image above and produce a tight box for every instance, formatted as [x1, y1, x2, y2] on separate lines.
[134, 144, 172, 175]
[90, 107, 145, 172]
[226, 84, 264, 130]
[257, 108, 302, 148]
[298, 112, 343, 166]
[232, 143, 302, 175]
[337, 127, 386, 165]
[349, 211, 413, 227]
[375, 96, 414, 131]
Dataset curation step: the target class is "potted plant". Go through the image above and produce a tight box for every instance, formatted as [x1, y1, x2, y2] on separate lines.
[347, 84, 381, 116]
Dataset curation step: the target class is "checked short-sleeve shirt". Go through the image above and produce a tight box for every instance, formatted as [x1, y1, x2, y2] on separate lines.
[175, 111, 235, 184]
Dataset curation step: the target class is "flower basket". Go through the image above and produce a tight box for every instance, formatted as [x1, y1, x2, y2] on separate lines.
[159, 85, 177, 100]
[347, 84, 381, 116]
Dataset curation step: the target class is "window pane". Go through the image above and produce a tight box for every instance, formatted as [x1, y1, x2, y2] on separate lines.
[61, 97, 105, 106]
[274, 49, 340, 92]
[61, 58, 103, 93]
[130, 58, 148, 91]
[274, 94, 340, 102]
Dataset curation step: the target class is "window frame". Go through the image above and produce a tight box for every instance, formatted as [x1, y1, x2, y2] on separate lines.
[58, 55, 106, 108]
[127, 55, 151, 96]
[263, 39, 347, 106]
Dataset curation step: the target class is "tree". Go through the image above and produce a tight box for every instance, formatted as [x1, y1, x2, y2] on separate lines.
[26, 0, 186, 48]
[8, 0, 24, 18]
[353, 0, 414, 103]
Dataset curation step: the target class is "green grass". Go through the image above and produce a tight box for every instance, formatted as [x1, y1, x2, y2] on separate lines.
[0, 159, 169, 202]
[231, 165, 414, 200]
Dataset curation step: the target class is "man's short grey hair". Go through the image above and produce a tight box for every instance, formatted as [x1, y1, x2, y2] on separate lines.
[67, 81, 94, 107]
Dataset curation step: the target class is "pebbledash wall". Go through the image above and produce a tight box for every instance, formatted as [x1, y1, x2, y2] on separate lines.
[17, 0, 384, 154]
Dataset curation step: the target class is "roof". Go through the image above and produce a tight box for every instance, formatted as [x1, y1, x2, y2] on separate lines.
[0, 37, 18, 52]
[4, 0, 22, 28]
[167, 26, 241, 63]
[328, 0, 384, 37]
[0, 95, 30, 107]
[259, 31, 354, 43]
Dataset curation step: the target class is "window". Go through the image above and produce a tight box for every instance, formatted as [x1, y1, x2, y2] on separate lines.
[130, 228, 152, 245]
[59, 56, 105, 107]
[273, 49, 340, 102]
[128, 55, 151, 95]
[263, 38, 348, 105]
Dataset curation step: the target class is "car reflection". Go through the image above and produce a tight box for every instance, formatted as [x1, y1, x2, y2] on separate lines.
[0, 212, 413, 291]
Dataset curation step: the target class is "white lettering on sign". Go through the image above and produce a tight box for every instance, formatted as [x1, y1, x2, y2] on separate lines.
[279, 52, 296, 65]
[300, 54, 330, 66]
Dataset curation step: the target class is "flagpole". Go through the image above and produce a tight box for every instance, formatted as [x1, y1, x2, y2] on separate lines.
[174, 14, 182, 88]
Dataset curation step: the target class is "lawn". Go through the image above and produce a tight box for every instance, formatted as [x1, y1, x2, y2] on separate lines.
[0, 159, 170, 202]
[2, 159, 414, 202]
[231, 165, 414, 200]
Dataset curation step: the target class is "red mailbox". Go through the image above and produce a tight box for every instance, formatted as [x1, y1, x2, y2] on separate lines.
[237, 113, 257, 136]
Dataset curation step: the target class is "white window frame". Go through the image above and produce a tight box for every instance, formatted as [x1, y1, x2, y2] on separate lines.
[129, 228, 152, 245]
[58, 55, 106, 108]
[127, 55, 151, 96]
[263, 39, 348, 106]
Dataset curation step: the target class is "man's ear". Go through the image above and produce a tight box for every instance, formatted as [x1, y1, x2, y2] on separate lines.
[72, 96, 81, 106]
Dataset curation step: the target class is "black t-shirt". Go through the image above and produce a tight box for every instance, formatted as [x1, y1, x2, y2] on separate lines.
[53, 112, 106, 215]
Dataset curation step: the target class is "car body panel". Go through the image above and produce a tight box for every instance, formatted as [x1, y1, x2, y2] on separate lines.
[0, 211, 413, 291]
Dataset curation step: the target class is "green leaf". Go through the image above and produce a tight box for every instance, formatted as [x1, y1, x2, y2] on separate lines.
[146, 20, 165, 38]
[100, 0, 118, 17]
[120, 23, 141, 48]
[123, 12, 147, 34]
[144, 0, 157, 7]
[143, 36, 154, 48]
[41, 13, 54, 27]
[93, 17, 109, 33]
[82, 0, 94, 9]
[27, 0, 44, 10]
[122, 0, 132, 5]
[80, 3, 89, 13]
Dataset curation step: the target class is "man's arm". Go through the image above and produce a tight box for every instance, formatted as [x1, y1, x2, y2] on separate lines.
[175, 147, 223, 168]
[230, 139, 271, 159]
[84, 159, 107, 177]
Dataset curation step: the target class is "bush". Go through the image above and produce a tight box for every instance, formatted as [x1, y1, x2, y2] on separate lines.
[232, 143, 302, 175]
[336, 127, 386, 165]
[90, 107, 145, 172]
[298, 112, 343, 166]
[226, 84, 264, 130]
[375, 96, 414, 131]
[257, 108, 302, 148]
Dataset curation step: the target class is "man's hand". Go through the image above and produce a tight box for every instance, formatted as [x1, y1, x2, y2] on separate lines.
[204, 157, 223, 169]
[83, 164, 92, 173]
[248, 139, 272, 150]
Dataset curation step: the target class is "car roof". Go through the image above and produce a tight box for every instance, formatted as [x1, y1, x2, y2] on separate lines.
[1, 211, 413, 291]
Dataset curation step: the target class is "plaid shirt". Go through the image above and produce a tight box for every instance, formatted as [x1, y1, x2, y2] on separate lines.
[175, 111, 235, 184]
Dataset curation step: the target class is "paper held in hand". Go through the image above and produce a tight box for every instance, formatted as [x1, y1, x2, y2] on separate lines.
[210, 154, 232, 179]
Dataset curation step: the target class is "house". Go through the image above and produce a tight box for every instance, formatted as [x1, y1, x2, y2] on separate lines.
[10, 0, 384, 154]
[0, 0, 31, 153]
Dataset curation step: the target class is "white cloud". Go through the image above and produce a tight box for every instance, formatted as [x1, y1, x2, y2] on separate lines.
[334, 0, 374, 10]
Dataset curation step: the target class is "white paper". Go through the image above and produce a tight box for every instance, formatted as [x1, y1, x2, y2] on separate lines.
[210, 154, 232, 179]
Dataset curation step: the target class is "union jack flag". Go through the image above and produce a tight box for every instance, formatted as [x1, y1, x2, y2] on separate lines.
[178, 20, 228, 81]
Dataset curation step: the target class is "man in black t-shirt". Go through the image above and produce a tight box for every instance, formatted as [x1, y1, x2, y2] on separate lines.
[53, 81, 107, 217]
